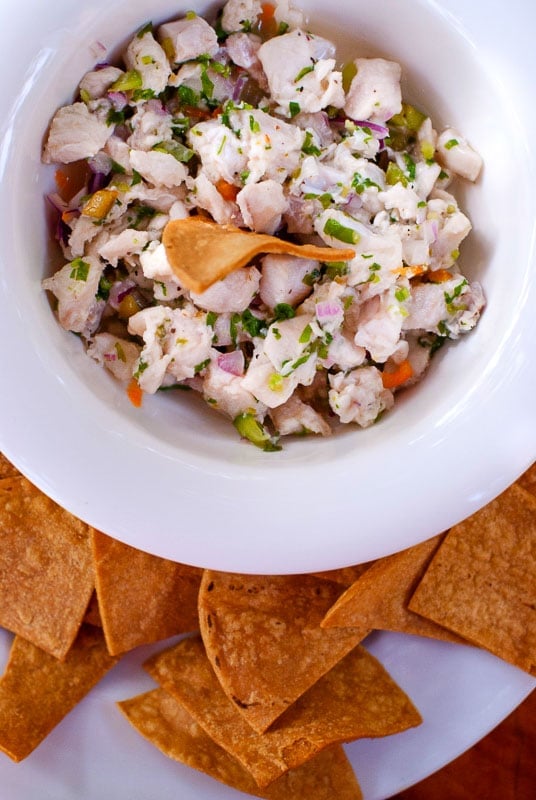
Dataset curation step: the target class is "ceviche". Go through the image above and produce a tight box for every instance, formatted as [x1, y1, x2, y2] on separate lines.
[42, 0, 484, 450]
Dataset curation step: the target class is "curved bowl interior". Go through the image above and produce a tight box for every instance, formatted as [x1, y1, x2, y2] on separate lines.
[0, 0, 534, 572]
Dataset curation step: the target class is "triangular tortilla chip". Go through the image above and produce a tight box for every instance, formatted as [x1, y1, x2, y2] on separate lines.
[0, 625, 118, 762]
[144, 636, 421, 788]
[310, 563, 374, 587]
[321, 535, 465, 643]
[0, 476, 94, 659]
[0, 452, 19, 479]
[517, 461, 536, 498]
[198, 571, 368, 733]
[91, 530, 202, 655]
[82, 591, 102, 628]
[409, 483, 536, 674]
[118, 688, 363, 800]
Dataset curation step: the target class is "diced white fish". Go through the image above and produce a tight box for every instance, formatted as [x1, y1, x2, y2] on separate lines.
[124, 31, 171, 95]
[124, 183, 185, 213]
[225, 32, 268, 90]
[258, 29, 344, 116]
[202, 359, 266, 419]
[128, 304, 213, 390]
[129, 149, 188, 188]
[140, 241, 179, 283]
[328, 366, 394, 426]
[344, 58, 402, 124]
[322, 332, 366, 371]
[87, 332, 141, 382]
[258, 254, 314, 310]
[353, 285, 408, 362]
[430, 209, 472, 269]
[188, 109, 305, 185]
[97, 228, 150, 267]
[79, 66, 123, 100]
[67, 216, 103, 258]
[43, 102, 113, 164]
[42, 255, 103, 334]
[241, 344, 316, 408]
[127, 107, 174, 151]
[236, 179, 287, 234]
[263, 314, 316, 375]
[274, 0, 306, 31]
[314, 209, 403, 294]
[378, 183, 421, 222]
[221, 0, 263, 33]
[157, 15, 218, 64]
[104, 136, 132, 172]
[437, 128, 483, 182]
[269, 394, 331, 436]
[402, 277, 485, 337]
[190, 266, 261, 313]
[191, 173, 240, 225]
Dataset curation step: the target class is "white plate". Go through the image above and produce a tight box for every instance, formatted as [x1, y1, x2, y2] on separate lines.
[0, 0, 535, 573]
[1, 627, 534, 799]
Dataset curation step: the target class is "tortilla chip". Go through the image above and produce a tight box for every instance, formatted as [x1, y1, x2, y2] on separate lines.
[310, 563, 374, 587]
[197, 571, 368, 734]
[83, 591, 102, 628]
[144, 635, 421, 787]
[0, 452, 19, 479]
[118, 688, 363, 800]
[321, 535, 466, 643]
[409, 483, 536, 674]
[517, 462, 536, 498]
[0, 625, 118, 762]
[0, 476, 94, 659]
[91, 530, 202, 655]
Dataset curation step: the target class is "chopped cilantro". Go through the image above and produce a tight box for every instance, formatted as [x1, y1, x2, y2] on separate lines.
[70, 258, 90, 282]
[301, 130, 321, 156]
[273, 303, 296, 321]
[249, 115, 261, 133]
[299, 324, 313, 344]
[289, 101, 301, 118]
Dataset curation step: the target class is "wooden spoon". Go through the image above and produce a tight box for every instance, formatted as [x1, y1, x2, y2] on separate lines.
[162, 216, 356, 294]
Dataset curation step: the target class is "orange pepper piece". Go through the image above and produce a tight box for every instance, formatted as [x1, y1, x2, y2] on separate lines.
[215, 179, 239, 202]
[428, 268, 453, 283]
[127, 379, 143, 408]
[382, 359, 414, 390]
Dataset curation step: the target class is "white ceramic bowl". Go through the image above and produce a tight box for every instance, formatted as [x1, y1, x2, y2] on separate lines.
[0, 0, 534, 573]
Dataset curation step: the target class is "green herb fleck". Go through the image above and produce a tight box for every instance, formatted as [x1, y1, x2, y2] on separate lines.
[70, 258, 90, 282]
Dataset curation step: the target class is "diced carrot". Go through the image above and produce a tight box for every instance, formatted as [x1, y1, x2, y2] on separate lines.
[260, 3, 276, 24]
[257, 3, 278, 38]
[428, 268, 453, 283]
[391, 265, 427, 278]
[127, 379, 143, 408]
[55, 169, 71, 197]
[382, 359, 414, 390]
[182, 104, 212, 122]
[215, 179, 239, 202]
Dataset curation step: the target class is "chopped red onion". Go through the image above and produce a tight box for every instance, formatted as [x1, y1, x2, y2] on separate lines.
[109, 279, 137, 309]
[232, 73, 247, 102]
[107, 91, 128, 110]
[350, 119, 390, 137]
[217, 350, 245, 376]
